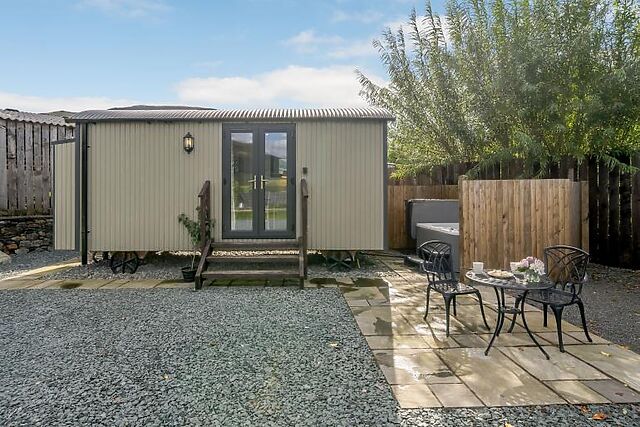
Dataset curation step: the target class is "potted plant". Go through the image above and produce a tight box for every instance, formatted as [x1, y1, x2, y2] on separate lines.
[178, 212, 201, 282]
[516, 256, 546, 283]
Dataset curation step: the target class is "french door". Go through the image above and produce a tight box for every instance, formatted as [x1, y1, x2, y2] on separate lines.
[222, 123, 296, 239]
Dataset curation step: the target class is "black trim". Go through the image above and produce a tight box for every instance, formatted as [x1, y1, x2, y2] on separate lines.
[80, 124, 88, 265]
[221, 123, 296, 239]
[383, 121, 389, 250]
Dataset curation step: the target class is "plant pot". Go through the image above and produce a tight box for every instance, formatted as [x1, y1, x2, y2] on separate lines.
[181, 266, 197, 282]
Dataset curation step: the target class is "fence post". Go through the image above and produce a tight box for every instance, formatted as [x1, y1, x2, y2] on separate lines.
[458, 175, 467, 275]
[588, 157, 599, 260]
[633, 153, 640, 266]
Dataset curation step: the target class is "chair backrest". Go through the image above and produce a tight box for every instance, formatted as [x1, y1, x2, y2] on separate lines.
[418, 240, 454, 282]
[543, 245, 589, 295]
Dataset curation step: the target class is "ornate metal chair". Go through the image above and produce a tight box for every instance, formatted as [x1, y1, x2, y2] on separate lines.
[420, 240, 490, 336]
[523, 245, 592, 352]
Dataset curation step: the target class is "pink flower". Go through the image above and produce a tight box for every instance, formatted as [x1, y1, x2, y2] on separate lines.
[526, 256, 535, 264]
[520, 258, 529, 268]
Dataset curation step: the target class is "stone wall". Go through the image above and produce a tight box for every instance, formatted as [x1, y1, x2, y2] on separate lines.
[0, 216, 53, 255]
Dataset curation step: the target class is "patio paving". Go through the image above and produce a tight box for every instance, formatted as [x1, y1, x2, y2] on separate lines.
[339, 257, 640, 409]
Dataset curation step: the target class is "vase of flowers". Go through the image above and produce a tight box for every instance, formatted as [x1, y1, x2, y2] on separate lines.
[516, 256, 545, 283]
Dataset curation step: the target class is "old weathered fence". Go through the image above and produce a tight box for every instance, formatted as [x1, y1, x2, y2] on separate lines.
[459, 178, 588, 271]
[588, 155, 640, 268]
[387, 179, 458, 249]
[0, 111, 73, 215]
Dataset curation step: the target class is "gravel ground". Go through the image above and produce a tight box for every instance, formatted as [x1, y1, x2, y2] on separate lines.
[399, 404, 640, 426]
[0, 288, 397, 426]
[47, 252, 192, 281]
[0, 250, 76, 281]
[1, 286, 639, 425]
[44, 251, 397, 281]
[560, 264, 640, 353]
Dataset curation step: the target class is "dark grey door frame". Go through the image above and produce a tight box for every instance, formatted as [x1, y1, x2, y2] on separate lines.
[222, 123, 296, 239]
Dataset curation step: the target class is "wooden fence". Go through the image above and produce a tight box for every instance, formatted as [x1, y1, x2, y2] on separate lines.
[587, 155, 640, 268]
[459, 178, 588, 271]
[0, 119, 73, 215]
[387, 180, 458, 249]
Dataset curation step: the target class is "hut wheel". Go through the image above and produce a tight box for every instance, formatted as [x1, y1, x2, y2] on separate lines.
[109, 251, 140, 274]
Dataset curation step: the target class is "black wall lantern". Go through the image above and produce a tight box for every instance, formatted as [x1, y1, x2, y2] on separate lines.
[183, 132, 194, 153]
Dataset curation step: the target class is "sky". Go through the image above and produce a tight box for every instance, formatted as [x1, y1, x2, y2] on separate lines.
[0, 0, 446, 112]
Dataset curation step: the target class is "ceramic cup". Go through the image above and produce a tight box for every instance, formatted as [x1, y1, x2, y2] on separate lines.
[472, 262, 484, 273]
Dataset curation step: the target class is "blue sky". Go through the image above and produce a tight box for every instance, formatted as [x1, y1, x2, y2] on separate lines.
[0, 0, 446, 112]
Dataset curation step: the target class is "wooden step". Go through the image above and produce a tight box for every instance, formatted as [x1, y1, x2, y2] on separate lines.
[206, 254, 298, 264]
[211, 241, 299, 251]
[201, 269, 300, 280]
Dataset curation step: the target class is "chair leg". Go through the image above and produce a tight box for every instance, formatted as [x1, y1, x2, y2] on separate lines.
[507, 295, 523, 333]
[476, 291, 490, 330]
[551, 305, 565, 352]
[452, 295, 457, 317]
[423, 285, 431, 320]
[444, 295, 452, 337]
[577, 300, 592, 343]
[543, 303, 548, 327]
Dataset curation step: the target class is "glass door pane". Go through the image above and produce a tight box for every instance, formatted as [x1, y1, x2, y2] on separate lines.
[263, 132, 288, 231]
[230, 132, 254, 231]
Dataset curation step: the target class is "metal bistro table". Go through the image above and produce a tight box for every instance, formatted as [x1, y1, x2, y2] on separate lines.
[465, 271, 555, 359]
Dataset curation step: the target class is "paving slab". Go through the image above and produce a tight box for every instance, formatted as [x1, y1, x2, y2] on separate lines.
[374, 349, 459, 385]
[512, 311, 584, 332]
[429, 383, 484, 407]
[565, 330, 610, 344]
[499, 346, 608, 381]
[452, 334, 490, 348]
[404, 313, 468, 336]
[346, 299, 369, 307]
[365, 335, 431, 350]
[476, 333, 543, 347]
[582, 380, 640, 403]
[391, 384, 442, 408]
[119, 280, 163, 289]
[27, 279, 63, 289]
[436, 347, 566, 406]
[534, 331, 584, 346]
[566, 344, 640, 392]
[340, 286, 388, 300]
[0, 279, 35, 289]
[545, 380, 610, 404]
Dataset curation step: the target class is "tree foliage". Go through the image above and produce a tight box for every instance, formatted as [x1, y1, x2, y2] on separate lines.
[358, 0, 640, 177]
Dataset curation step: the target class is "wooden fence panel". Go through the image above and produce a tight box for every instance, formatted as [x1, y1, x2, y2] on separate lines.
[459, 179, 587, 271]
[0, 119, 73, 215]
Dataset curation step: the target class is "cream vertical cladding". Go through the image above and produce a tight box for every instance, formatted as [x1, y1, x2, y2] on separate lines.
[87, 121, 219, 251]
[53, 142, 76, 249]
[297, 120, 384, 250]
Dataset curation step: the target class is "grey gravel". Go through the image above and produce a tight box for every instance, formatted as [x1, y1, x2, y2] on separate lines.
[555, 263, 640, 353]
[0, 288, 397, 426]
[0, 249, 76, 281]
[47, 252, 192, 281]
[399, 405, 640, 426]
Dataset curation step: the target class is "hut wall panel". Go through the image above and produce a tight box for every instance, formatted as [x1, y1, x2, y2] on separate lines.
[296, 120, 385, 250]
[54, 142, 76, 250]
[86, 120, 384, 251]
[88, 122, 219, 251]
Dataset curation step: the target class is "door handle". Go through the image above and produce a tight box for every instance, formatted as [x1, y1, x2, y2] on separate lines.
[260, 175, 270, 189]
[248, 175, 258, 190]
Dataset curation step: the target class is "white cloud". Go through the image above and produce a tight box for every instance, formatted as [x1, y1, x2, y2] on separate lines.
[77, 0, 169, 19]
[175, 65, 386, 108]
[284, 30, 376, 59]
[332, 10, 383, 24]
[0, 91, 138, 113]
[284, 30, 343, 53]
[328, 39, 377, 59]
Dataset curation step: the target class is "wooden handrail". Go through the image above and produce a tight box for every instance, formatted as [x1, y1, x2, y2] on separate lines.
[301, 178, 309, 278]
[195, 238, 212, 290]
[198, 180, 211, 250]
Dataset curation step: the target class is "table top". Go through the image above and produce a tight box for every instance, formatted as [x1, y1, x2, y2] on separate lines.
[465, 271, 555, 291]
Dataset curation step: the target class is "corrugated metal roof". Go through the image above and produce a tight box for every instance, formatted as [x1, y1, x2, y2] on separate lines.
[70, 107, 395, 122]
[0, 109, 72, 126]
